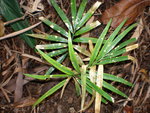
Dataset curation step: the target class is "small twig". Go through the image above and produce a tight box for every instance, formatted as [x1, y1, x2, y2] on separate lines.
[10, 50, 51, 65]
[0, 22, 41, 41]
[142, 86, 150, 104]
[135, 82, 146, 105]
[0, 87, 11, 103]
[4, 15, 26, 26]
[14, 54, 23, 102]
[4, 44, 13, 56]
[60, 77, 71, 98]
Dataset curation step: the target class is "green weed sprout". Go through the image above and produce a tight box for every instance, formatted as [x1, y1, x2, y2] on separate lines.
[25, 0, 138, 112]
[28, 0, 101, 75]
[25, 21, 138, 110]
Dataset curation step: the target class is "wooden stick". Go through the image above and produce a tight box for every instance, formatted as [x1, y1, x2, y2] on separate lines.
[0, 22, 41, 40]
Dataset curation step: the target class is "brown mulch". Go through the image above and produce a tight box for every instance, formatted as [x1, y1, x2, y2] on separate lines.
[0, 0, 149, 113]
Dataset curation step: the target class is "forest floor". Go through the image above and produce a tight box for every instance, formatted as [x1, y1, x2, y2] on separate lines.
[0, 0, 150, 113]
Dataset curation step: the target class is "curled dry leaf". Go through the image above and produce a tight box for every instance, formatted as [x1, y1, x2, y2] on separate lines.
[100, 0, 150, 28]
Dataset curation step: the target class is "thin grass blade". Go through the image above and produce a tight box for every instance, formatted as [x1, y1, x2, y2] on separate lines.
[36, 43, 67, 50]
[105, 44, 138, 59]
[106, 23, 137, 54]
[50, 0, 73, 33]
[75, 0, 88, 28]
[75, 52, 85, 66]
[24, 74, 69, 80]
[71, 0, 77, 26]
[47, 49, 68, 57]
[73, 37, 97, 43]
[45, 53, 67, 75]
[60, 77, 71, 98]
[74, 78, 81, 96]
[76, 1, 101, 30]
[87, 79, 114, 102]
[73, 37, 107, 44]
[75, 21, 101, 36]
[77, 78, 107, 104]
[104, 49, 126, 59]
[89, 19, 112, 66]
[97, 56, 129, 65]
[112, 38, 137, 52]
[33, 79, 66, 106]
[74, 45, 91, 56]
[103, 73, 133, 86]
[37, 49, 74, 75]
[27, 34, 68, 42]
[96, 19, 127, 61]
[68, 32, 80, 73]
[103, 81, 128, 98]
[39, 17, 68, 37]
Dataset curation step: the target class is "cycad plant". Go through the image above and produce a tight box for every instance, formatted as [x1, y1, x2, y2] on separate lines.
[25, 0, 138, 112]
[28, 0, 101, 75]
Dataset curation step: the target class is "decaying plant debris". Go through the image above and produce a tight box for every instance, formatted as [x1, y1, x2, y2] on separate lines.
[0, 0, 150, 113]
[100, 0, 150, 28]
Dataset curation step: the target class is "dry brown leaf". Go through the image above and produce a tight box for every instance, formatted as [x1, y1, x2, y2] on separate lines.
[123, 105, 133, 113]
[14, 54, 23, 102]
[0, 20, 5, 37]
[130, 17, 144, 40]
[21, 0, 44, 13]
[13, 97, 36, 108]
[100, 0, 150, 28]
[31, 0, 44, 13]
[139, 69, 150, 83]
